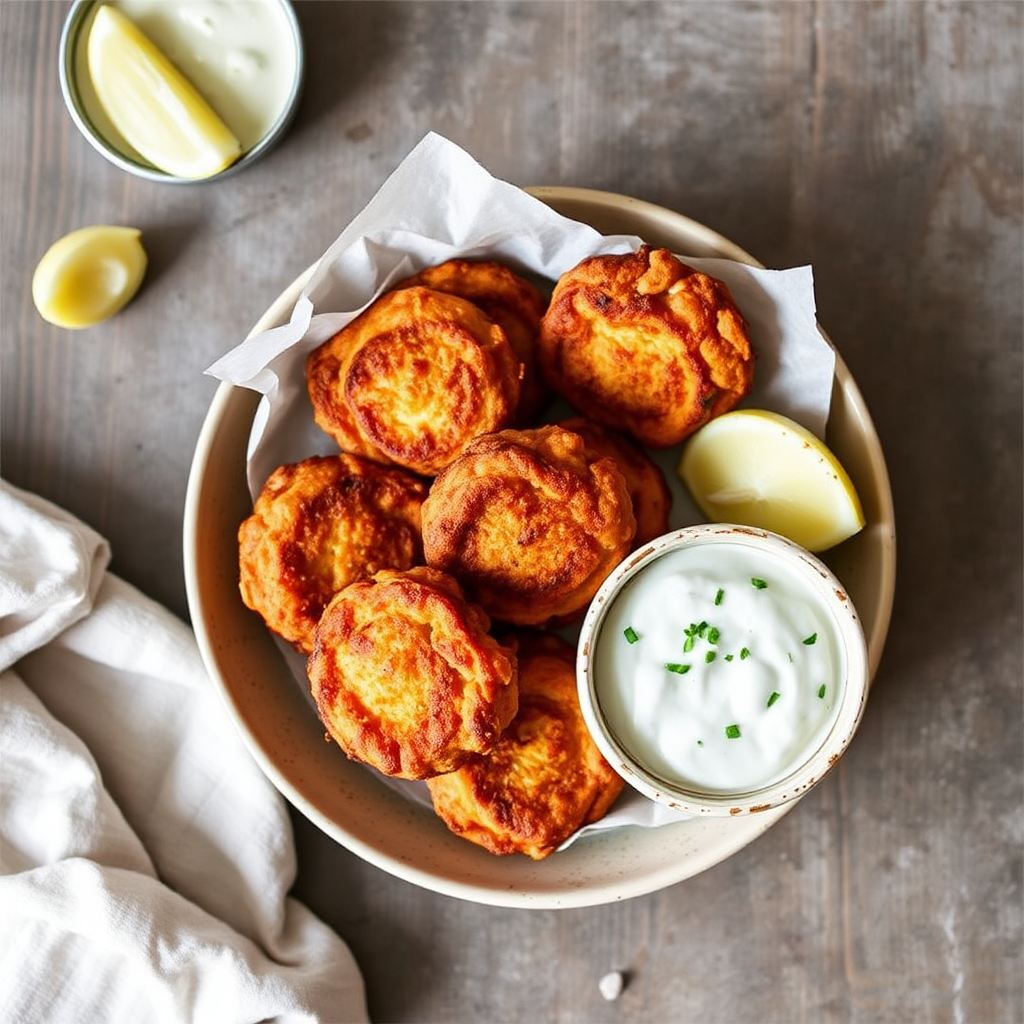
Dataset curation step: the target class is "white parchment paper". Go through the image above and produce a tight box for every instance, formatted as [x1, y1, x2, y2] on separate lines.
[206, 131, 837, 842]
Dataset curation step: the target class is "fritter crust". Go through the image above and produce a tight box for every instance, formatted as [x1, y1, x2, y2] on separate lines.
[395, 259, 550, 424]
[426, 633, 625, 859]
[538, 245, 755, 447]
[306, 286, 522, 476]
[307, 566, 519, 780]
[238, 454, 427, 654]
[559, 415, 672, 547]
[421, 425, 636, 627]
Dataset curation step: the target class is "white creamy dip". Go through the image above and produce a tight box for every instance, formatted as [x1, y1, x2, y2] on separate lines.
[592, 540, 846, 795]
[76, 0, 299, 153]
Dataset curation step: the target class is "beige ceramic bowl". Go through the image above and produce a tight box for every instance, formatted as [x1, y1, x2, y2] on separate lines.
[183, 188, 896, 908]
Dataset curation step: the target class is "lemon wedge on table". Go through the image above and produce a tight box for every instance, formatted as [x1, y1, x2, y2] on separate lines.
[86, 4, 242, 180]
[32, 226, 147, 330]
[677, 409, 866, 553]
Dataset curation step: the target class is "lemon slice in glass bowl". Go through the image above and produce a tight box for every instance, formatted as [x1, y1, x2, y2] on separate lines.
[677, 408, 866, 552]
[86, 4, 241, 180]
[32, 225, 147, 329]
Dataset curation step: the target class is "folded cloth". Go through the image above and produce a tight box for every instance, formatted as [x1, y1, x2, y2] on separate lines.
[0, 480, 369, 1024]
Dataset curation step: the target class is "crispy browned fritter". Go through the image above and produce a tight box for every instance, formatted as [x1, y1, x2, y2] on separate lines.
[538, 245, 755, 447]
[307, 566, 519, 780]
[238, 454, 427, 654]
[395, 259, 550, 424]
[426, 632, 625, 859]
[420, 425, 636, 627]
[306, 286, 522, 476]
[558, 415, 672, 547]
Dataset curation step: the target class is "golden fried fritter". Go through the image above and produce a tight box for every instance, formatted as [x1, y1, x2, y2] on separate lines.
[426, 633, 625, 859]
[559, 415, 672, 547]
[307, 566, 518, 780]
[306, 286, 522, 476]
[538, 245, 755, 447]
[421, 425, 635, 627]
[238, 454, 427, 654]
[395, 259, 550, 424]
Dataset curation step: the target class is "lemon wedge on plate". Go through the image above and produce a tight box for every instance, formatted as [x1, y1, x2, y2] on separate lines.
[677, 408, 866, 552]
[32, 225, 147, 329]
[87, 4, 242, 180]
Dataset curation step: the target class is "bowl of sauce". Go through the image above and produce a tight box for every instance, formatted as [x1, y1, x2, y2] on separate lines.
[577, 524, 869, 816]
[60, 0, 304, 183]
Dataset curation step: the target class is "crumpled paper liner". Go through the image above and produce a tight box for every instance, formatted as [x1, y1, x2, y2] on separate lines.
[207, 131, 836, 845]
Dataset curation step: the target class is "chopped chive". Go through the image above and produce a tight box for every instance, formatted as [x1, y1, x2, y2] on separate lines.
[740, 647, 751, 660]
[817, 684, 827, 699]
[623, 625, 640, 644]
[725, 723, 742, 739]
[714, 588, 725, 606]
[803, 633, 818, 646]
[705, 651, 717, 664]
[751, 578, 768, 590]
[683, 635, 696, 653]
[696, 620, 709, 638]
[767, 691, 781, 708]
[707, 626, 721, 645]
[666, 662, 691, 675]
[724, 653, 734, 662]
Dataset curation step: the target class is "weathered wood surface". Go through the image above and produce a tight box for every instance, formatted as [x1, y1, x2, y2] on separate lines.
[2, 2, 1021, 1021]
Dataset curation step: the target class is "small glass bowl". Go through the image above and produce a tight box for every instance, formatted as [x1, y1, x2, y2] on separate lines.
[59, 0, 305, 184]
[576, 524, 870, 817]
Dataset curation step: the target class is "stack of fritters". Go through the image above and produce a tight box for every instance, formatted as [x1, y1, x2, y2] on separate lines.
[238, 246, 756, 858]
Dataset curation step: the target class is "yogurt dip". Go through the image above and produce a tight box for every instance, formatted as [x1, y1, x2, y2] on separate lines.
[577, 525, 869, 814]
[98, 0, 299, 151]
[61, 0, 303, 180]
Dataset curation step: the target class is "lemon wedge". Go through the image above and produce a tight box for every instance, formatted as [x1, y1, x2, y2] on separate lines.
[32, 225, 147, 329]
[86, 4, 242, 180]
[677, 408, 866, 552]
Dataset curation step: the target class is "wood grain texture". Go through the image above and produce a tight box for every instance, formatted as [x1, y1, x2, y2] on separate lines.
[2, 2, 1021, 1022]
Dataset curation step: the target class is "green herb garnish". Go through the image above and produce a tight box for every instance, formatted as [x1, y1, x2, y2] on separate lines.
[751, 578, 768, 590]
[740, 647, 751, 660]
[705, 651, 717, 664]
[803, 633, 818, 645]
[623, 625, 640, 644]
[725, 723, 742, 739]
[817, 684, 827, 699]
[714, 588, 725, 606]
[767, 691, 781, 708]
[724, 654, 734, 662]
[707, 626, 720, 644]
[666, 663, 691, 675]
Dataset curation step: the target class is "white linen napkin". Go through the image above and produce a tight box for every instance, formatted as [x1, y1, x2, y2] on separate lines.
[0, 480, 369, 1024]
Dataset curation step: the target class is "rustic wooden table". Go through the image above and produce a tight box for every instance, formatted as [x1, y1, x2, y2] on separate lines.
[3, 2, 1021, 1022]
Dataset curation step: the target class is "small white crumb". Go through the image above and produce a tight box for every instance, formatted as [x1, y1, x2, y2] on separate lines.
[598, 970, 624, 1001]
